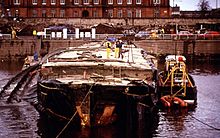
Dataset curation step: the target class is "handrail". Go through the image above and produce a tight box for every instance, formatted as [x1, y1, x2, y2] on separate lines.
[1, 33, 220, 40]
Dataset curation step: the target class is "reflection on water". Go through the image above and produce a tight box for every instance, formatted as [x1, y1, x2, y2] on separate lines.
[0, 61, 220, 137]
[156, 108, 194, 137]
[0, 103, 39, 137]
[189, 60, 220, 75]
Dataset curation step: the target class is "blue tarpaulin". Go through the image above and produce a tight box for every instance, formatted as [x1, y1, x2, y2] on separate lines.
[106, 37, 117, 42]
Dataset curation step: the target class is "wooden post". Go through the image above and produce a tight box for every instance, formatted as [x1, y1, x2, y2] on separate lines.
[183, 40, 189, 57]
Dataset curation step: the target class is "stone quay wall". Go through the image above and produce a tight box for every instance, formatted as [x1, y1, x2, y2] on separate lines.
[135, 40, 220, 56]
[0, 39, 220, 61]
[24, 18, 220, 26]
[0, 39, 87, 61]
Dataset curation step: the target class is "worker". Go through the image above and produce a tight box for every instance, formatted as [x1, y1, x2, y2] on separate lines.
[106, 42, 111, 58]
[161, 28, 165, 34]
[115, 40, 123, 58]
[24, 57, 30, 67]
[33, 51, 38, 61]
[11, 28, 16, 39]
[103, 41, 112, 58]
[33, 30, 37, 39]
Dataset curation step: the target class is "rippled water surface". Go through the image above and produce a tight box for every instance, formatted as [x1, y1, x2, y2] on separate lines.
[0, 60, 220, 137]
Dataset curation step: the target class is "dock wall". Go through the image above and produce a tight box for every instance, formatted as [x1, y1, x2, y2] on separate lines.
[24, 18, 220, 26]
[0, 39, 220, 61]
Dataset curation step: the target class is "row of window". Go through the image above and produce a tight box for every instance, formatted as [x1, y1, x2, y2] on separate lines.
[108, 9, 142, 18]
[13, 0, 161, 5]
[30, 9, 143, 18]
[107, 0, 140, 4]
[14, 0, 65, 5]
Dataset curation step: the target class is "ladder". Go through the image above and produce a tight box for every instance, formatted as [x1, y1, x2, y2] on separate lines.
[112, 67, 122, 78]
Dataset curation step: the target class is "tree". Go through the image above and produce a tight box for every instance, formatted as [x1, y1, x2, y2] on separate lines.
[197, 0, 211, 11]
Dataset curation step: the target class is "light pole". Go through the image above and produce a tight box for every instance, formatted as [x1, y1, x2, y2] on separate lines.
[105, 9, 108, 18]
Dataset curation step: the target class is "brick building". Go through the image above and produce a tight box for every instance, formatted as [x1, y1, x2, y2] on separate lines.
[0, 0, 4, 16]
[2, 0, 171, 19]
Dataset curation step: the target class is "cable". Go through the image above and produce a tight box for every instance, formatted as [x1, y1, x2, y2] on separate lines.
[188, 114, 220, 131]
[56, 83, 95, 138]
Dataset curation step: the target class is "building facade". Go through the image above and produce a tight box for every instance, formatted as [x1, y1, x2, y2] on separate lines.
[0, 0, 4, 17]
[2, 0, 171, 19]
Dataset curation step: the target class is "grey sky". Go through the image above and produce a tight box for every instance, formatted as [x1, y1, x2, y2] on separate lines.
[170, 0, 219, 11]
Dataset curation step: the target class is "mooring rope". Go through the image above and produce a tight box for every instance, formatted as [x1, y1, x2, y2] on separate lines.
[46, 108, 71, 121]
[188, 114, 220, 131]
[56, 83, 95, 138]
[138, 102, 150, 108]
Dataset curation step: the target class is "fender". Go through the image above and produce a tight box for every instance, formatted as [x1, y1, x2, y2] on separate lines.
[173, 97, 188, 107]
[160, 95, 172, 107]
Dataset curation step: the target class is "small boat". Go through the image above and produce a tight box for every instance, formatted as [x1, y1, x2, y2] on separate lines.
[157, 55, 197, 108]
[34, 41, 158, 127]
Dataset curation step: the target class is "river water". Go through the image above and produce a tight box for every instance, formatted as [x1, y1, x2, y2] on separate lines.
[0, 60, 220, 138]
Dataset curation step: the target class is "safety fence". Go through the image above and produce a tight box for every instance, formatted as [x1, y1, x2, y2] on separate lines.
[0, 34, 11, 39]
[1, 33, 220, 41]
[41, 34, 220, 41]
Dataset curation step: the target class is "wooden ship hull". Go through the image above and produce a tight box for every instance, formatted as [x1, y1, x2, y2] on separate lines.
[37, 80, 156, 126]
[34, 42, 158, 126]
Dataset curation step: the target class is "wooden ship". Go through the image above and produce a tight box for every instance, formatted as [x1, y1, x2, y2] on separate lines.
[33, 41, 158, 126]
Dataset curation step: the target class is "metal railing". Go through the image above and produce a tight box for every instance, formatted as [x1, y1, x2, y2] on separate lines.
[42, 34, 124, 40]
[1, 33, 220, 41]
[38, 34, 220, 41]
[0, 34, 11, 39]
[136, 34, 220, 40]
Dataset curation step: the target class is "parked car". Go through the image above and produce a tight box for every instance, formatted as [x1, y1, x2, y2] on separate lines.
[135, 31, 149, 39]
[196, 28, 206, 34]
[199, 31, 220, 40]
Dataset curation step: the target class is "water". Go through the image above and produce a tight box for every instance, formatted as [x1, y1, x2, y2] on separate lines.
[0, 60, 220, 137]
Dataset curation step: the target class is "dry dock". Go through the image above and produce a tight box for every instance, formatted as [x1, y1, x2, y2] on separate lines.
[0, 39, 220, 60]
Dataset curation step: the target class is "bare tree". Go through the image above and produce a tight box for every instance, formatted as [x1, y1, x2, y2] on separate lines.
[197, 0, 211, 11]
